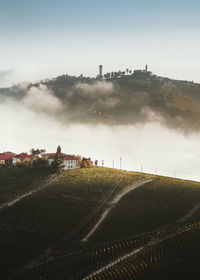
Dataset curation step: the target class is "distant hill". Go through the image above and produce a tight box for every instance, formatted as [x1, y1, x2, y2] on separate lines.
[1, 71, 200, 132]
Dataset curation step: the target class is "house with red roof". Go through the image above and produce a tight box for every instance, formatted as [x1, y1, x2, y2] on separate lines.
[46, 146, 81, 170]
[63, 155, 81, 170]
[0, 154, 13, 166]
[0, 146, 81, 170]
[0, 151, 16, 166]
[13, 153, 32, 165]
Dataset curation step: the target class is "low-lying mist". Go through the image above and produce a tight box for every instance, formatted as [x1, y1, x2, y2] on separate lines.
[1, 78, 200, 133]
[1, 95, 200, 181]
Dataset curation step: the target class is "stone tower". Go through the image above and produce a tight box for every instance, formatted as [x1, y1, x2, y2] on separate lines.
[57, 145, 62, 158]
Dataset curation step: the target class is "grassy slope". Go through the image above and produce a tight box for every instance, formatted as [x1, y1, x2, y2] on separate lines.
[92, 176, 200, 243]
[1, 168, 200, 279]
[0, 167, 148, 279]
[86, 222, 200, 280]
[0, 168, 51, 205]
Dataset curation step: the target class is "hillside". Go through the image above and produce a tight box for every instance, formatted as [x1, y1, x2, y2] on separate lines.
[1, 72, 200, 132]
[1, 168, 200, 279]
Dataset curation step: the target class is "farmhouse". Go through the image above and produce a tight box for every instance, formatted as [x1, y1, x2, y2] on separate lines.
[63, 155, 80, 170]
[46, 146, 80, 170]
[13, 153, 32, 165]
[0, 151, 17, 166]
[0, 155, 13, 166]
[0, 146, 81, 170]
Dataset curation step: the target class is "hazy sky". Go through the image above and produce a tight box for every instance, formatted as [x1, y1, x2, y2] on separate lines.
[1, 0, 200, 85]
[1, 1, 200, 181]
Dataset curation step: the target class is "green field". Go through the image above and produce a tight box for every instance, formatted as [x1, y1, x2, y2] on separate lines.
[92, 176, 200, 243]
[0, 168, 51, 205]
[1, 167, 200, 279]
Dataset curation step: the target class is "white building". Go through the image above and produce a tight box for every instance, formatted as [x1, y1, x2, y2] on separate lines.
[63, 155, 80, 170]
[46, 152, 80, 170]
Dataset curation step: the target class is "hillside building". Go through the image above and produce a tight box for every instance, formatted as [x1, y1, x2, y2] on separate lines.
[46, 146, 80, 170]
[13, 153, 32, 165]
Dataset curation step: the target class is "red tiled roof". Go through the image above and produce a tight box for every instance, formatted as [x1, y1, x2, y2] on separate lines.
[0, 155, 13, 160]
[64, 155, 78, 160]
[46, 153, 56, 157]
[47, 156, 55, 160]
[45, 153, 66, 159]
[16, 153, 32, 159]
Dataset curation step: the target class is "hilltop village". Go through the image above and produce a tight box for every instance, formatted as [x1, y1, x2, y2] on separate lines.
[0, 146, 82, 170]
[31, 64, 197, 90]
[1, 64, 200, 132]
[96, 64, 195, 88]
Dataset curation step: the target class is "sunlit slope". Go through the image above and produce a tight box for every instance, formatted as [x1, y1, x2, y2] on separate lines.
[92, 176, 200, 243]
[2, 167, 200, 279]
[0, 167, 148, 279]
[0, 168, 50, 205]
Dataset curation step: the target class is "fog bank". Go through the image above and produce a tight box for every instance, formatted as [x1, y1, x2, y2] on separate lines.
[1, 101, 200, 182]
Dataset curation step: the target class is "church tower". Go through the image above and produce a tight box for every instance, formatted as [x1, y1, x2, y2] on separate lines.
[57, 145, 62, 158]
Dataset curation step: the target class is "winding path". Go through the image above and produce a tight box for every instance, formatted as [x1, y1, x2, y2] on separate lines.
[0, 174, 59, 211]
[177, 202, 200, 223]
[82, 247, 143, 280]
[81, 178, 154, 242]
[82, 222, 198, 280]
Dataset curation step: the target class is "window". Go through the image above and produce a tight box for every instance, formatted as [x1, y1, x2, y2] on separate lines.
[68, 165, 70, 168]
[71, 165, 73, 168]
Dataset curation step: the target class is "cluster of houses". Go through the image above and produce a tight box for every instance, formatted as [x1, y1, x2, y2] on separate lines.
[0, 146, 80, 171]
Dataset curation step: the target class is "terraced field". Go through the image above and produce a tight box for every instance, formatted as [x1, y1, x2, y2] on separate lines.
[92, 176, 200, 243]
[0, 167, 150, 279]
[0, 168, 50, 205]
[15, 222, 200, 280]
[1, 167, 200, 279]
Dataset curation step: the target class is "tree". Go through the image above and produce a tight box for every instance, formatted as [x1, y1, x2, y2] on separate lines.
[80, 157, 93, 168]
[30, 148, 46, 158]
[16, 159, 30, 168]
[51, 153, 63, 173]
[32, 158, 49, 169]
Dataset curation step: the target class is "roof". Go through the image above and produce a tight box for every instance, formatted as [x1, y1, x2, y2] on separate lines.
[0, 152, 16, 159]
[46, 153, 56, 157]
[64, 155, 79, 161]
[16, 153, 32, 159]
[47, 156, 55, 160]
[0, 155, 13, 160]
[45, 153, 66, 159]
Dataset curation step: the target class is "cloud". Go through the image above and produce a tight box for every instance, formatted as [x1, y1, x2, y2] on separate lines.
[22, 85, 63, 113]
[0, 79, 200, 181]
[141, 106, 164, 123]
[75, 81, 114, 95]
[0, 78, 199, 133]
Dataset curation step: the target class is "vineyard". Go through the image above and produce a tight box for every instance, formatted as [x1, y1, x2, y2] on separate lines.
[1, 167, 200, 279]
[14, 222, 200, 280]
[0, 168, 50, 205]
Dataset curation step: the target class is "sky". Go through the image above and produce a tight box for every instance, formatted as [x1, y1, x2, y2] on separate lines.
[0, 0, 200, 86]
[1, 0, 200, 182]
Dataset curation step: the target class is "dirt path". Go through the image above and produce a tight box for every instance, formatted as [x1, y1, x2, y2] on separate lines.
[177, 202, 200, 223]
[81, 178, 154, 242]
[82, 247, 143, 280]
[82, 222, 198, 280]
[0, 174, 59, 211]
